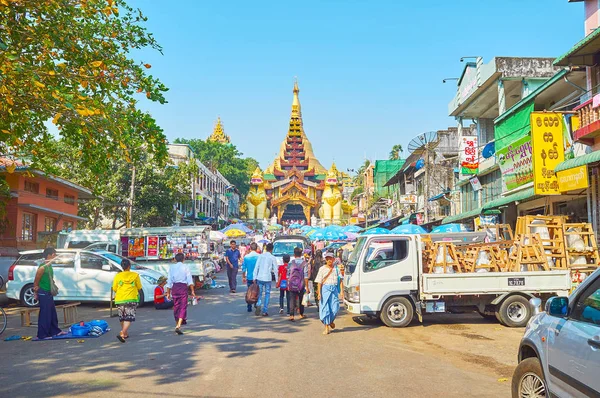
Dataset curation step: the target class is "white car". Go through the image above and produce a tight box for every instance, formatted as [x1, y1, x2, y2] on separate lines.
[6, 249, 164, 307]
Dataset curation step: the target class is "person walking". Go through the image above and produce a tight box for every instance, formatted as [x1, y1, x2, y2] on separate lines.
[316, 251, 341, 335]
[242, 242, 260, 312]
[225, 240, 241, 293]
[277, 254, 290, 315]
[112, 259, 142, 342]
[166, 253, 196, 335]
[154, 276, 174, 310]
[33, 248, 67, 340]
[309, 250, 324, 310]
[287, 247, 307, 321]
[252, 242, 278, 316]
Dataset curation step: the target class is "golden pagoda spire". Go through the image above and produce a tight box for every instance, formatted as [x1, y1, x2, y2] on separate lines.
[292, 77, 301, 118]
[208, 117, 231, 144]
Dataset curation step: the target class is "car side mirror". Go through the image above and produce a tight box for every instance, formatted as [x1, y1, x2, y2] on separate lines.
[530, 297, 542, 316]
[101, 264, 111, 271]
[545, 296, 568, 317]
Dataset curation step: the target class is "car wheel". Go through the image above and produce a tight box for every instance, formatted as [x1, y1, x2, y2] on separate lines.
[499, 295, 531, 327]
[138, 290, 145, 308]
[380, 297, 413, 328]
[511, 357, 546, 398]
[21, 284, 39, 307]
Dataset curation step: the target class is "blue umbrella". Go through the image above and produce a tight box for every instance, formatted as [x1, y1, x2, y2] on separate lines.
[310, 231, 325, 240]
[290, 223, 302, 229]
[324, 230, 346, 240]
[361, 227, 391, 235]
[324, 225, 343, 232]
[300, 225, 313, 231]
[391, 224, 427, 234]
[342, 225, 362, 233]
[431, 224, 469, 233]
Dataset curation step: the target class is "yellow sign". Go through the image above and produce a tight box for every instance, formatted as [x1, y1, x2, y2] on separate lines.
[531, 112, 565, 195]
[557, 165, 589, 192]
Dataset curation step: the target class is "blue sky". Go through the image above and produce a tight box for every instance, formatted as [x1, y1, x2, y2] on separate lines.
[130, 0, 584, 173]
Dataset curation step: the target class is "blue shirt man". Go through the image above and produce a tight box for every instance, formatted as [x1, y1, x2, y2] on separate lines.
[241, 242, 260, 312]
[225, 240, 241, 293]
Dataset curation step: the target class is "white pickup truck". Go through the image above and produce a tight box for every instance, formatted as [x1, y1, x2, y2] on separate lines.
[343, 234, 571, 327]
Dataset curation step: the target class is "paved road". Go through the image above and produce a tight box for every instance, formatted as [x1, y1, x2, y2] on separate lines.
[0, 276, 521, 397]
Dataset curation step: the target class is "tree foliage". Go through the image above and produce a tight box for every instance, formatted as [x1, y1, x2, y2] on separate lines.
[389, 144, 404, 160]
[0, 0, 169, 175]
[173, 138, 257, 197]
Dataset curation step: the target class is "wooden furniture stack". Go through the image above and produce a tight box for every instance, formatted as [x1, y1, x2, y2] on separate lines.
[425, 241, 464, 273]
[461, 242, 510, 272]
[563, 223, 600, 269]
[515, 216, 567, 269]
[507, 234, 550, 272]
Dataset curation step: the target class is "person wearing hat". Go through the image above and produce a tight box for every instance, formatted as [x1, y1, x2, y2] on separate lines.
[315, 251, 341, 335]
[154, 276, 174, 310]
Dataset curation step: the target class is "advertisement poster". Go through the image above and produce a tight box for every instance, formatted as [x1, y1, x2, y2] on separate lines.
[147, 236, 159, 258]
[469, 176, 483, 191]
[128, 237, 145, 258]
[460, 136, 478, 175]
[531, 112, 565, 195]
[497, 135, 533, 191]
[557, 165, 588, 192]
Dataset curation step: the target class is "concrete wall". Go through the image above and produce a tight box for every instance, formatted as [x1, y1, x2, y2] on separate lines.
[584, 0, 600, 34]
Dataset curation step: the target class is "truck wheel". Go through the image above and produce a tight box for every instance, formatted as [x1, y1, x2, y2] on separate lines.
[380, 297, 413, 328]
[511, 357, 546, 398]
[21, 284, 39, 307]
[499, 295, 530, 327]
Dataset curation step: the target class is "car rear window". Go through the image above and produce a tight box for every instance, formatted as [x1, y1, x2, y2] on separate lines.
[14, 253, 44, 266]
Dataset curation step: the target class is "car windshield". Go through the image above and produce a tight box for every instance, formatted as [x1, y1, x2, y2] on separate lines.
[272, 241, 304, 256]
[98, 252, 146, 270]
[346, 237, 366, 274]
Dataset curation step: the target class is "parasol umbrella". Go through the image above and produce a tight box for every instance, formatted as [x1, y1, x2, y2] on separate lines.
[361, 227, 391, 235]
[290, 223, 302, 229]
[268, 224, 283, 231]
[324, 225, 343, 232]
[323, 230, 345, 240]
[221, 223, 252, 233]
[257, 238, 270, 244]
[391, 224, 427, 234]
[300, 225, 313, 232]
[309, 230, 325, 240]
[344, 232, 358, 241]
[342, 225, 362, 233]
[224, 228, 246, 238]
[210, 230, 227, 241]
[431, 224, 468, 234]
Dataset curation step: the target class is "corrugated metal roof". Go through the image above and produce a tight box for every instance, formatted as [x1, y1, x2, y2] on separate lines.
[554, 150, 600, 172]
[554, 27, 600, 66]
[441, 207, 482, 224]
[483, 187, 535, 210]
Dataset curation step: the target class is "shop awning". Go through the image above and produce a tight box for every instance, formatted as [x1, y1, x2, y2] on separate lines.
[428, 191, 450, 202]
[554, 150, 600, 172]
[483, 187, 535, 210]
[18, 204, 88, 221]
[554, 27, 600, 67]
[441, 207, 483, 224]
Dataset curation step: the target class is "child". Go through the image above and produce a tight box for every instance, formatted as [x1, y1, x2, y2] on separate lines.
[154, 276, 174, 310]
[277, 254, 291, 315]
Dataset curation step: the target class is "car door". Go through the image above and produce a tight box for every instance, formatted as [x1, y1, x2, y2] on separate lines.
[48, 252, 77, 299]
[547, 276, 600, 397]
[358, 237, 417, 313]
[77, 252, 118, 301]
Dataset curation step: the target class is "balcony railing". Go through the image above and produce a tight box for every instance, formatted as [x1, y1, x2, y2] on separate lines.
[574, 98, 600, 144]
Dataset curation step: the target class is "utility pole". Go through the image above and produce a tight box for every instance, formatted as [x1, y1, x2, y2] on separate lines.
[127, 165, 136, 228]
[424, 144, 430, 224]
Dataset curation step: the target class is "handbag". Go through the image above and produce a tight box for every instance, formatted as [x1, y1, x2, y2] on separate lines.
[46, 264, 59, 296]
[280, 280, 287, 289]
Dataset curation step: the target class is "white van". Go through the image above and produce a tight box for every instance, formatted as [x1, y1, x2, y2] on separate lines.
[63, 230, 121, 253]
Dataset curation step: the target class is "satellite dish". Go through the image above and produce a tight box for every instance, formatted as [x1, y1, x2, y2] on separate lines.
[482, 142, 495, 159]
[407, 131, 438, 154]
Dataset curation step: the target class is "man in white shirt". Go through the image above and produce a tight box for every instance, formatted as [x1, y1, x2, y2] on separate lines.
[166, 253, 196, 335]
[252, 243, 278, 316]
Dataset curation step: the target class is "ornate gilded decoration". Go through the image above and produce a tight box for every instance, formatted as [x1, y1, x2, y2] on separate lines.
[319, 163, 343, 223]
[208, 117, 231, 144]
[246, 167, 269, 220]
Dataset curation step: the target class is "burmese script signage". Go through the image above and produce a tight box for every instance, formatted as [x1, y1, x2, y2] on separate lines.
[497, 135, 533, 191]
[531, 112, 565, 195]
[557, 165, 588, 192]
[460, 136, 478, 175]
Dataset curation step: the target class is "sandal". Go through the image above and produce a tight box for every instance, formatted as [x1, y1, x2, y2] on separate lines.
[175, 328, 183, 335]
[117, 335, 126, 343]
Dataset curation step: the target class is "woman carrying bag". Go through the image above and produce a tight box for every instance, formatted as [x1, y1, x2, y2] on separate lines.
[33, 248, 66, 340]
[315, 251, 341, 335]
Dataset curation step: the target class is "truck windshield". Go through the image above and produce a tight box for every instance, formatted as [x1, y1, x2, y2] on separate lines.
[273, 241, 304, 256]
[346, 237, 366, 274]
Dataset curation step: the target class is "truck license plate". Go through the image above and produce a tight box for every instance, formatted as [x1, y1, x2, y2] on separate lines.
[508, 277, 525, 287]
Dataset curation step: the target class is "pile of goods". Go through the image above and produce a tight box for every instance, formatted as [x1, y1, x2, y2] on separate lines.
[69, 319, 110, 337]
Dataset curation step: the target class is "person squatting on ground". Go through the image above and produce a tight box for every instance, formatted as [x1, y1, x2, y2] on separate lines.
[316, 251, 341, 335]
[242, 242, 260, 312]
[277, 254, 290, 315]
[287, 247, 308, 321]
[225, 240, 241, 293]
[166, 253, 196, 335]
[33, 247, 67, 340]
[252, 242, 278, 316]
[154, 276, 174, 310]
[112, 258, 142, 343]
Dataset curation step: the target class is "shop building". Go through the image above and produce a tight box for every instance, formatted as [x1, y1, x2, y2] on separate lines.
[0, 159, 93, 250]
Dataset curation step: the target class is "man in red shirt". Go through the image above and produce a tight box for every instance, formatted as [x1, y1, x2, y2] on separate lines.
[154, 276, 174, 310]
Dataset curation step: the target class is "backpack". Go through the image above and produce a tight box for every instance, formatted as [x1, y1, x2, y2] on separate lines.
[245, 282, 259, 305]
[288, 259, 305, 292]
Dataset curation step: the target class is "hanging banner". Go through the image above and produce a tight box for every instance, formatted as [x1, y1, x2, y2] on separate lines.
[497, 135, 533, 191]
[557, 165, 588, 192]
[469, 176, 483, 191]
[531, 112, 565, 195]
[460, 136, 478, 175]
[147, 236, 159, 258]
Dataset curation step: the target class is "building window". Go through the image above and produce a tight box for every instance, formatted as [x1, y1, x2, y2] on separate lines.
[22, 213, 35, 241]
[63, 221, 74, 231]
[46, 188, 59, 200]
[24, 181, 39, 194]
[44, 217, 57, 232]
[461, 184, 479, 212]
[480, 169, 502, 203]
[64, 194, 75, 205]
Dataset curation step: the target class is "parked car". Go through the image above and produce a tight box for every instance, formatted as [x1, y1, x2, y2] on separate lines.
[6, 249, 164, 307]
[512, 267, 600, 397]
[272, 235, 311, 265]
[324, 241, 346, 253]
